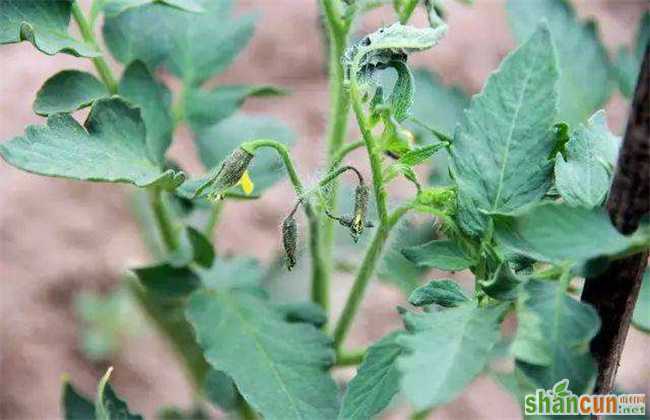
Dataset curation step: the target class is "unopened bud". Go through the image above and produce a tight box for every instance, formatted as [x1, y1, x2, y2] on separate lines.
[204, 148, 254, 200]
[282, 213, 298, 271]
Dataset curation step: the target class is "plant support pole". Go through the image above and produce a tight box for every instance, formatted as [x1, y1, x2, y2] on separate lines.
[581, 44, 650, 396]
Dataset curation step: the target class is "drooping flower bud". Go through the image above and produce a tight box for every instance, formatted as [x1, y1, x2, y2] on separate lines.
[203, 148, 254, 200]
[282, 212, 298, 271]
[351, 184, 370, 242]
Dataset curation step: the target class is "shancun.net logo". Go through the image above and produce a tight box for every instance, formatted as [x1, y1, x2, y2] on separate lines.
[524, 379, 646, 416]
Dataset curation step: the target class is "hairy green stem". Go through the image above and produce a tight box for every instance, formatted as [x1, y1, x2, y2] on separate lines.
[330, 140, 365, 170]
[241, 140, 329, 314]
[71, 1, 118, 94]
[351, 86, 389, 225]
[333, 226, 388, 347]
[332, 85, 410, 347]
[203, 201, 224, 243]
[148, 188, 182, 252]
[336, 348, 367, 366]
[320, 0, 354, 319]
[319, 165, 364, 187]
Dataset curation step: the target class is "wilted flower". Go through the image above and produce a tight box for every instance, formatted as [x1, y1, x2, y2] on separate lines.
[282, 210, 298, 271]
[351, 184, 369, 241]
[203, 148, 254, 200]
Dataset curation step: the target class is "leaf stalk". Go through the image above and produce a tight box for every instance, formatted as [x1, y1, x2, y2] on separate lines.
[71, 1, 119, 94]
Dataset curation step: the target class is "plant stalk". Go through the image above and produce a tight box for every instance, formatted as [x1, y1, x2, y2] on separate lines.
[332, 84, 406, 348]
[148, 188, 182, 253]
[333, 225, 389, 347]
[203, 201, 224, 240]
[335, 348, 367, 366]
[320, 0, 353, 318]
[71, 1, 118, 94]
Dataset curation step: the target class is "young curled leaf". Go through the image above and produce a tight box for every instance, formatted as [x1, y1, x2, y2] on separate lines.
[282, 212, 298, 271]
[343, 23, 447, 86]
[387, 61, 415, 122]
[412, 186, 456, 217]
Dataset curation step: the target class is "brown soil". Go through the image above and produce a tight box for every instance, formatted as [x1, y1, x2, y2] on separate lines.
[1, 1, 648, 419]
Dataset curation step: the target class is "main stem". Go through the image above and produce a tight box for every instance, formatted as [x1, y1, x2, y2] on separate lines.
[320, 0, 352, 317]
[333, 225, 389, 347]
[71, 1, 118, 94]
[332, 87, 399, 348]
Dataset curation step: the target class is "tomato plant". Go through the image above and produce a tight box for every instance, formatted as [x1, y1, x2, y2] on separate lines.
[1, 0, 648, 419]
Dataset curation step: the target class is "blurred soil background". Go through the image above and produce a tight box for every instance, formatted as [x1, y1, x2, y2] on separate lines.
[1, 0, 649, 419]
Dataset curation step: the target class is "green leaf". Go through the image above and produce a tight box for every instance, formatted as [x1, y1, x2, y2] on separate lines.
[186, 288, 339, 420]
[397, 303, 508, 410]
[632, 269, 650, 333]
[133, 263, 201, 299]
[62, 381, 95, 420]
[408, 69, 469, 141]
[33, 70, 109, 116]
[507, 0, 611, 125]
[450, 24, 559, 236]
[185, 226, 215, 268]
[339, 332, 402, 420]
[512, 279, 599, 395]
[493, 202, 649, 264]
[203, 368, 239, 412]
[480, 262, 522, 301]
[402, 239, 474, 271]
[195, 114, 295, 193]
[0, 0, 98, 56]
[614, 12, 649, 98]
[377, 220, 436, 294]
[118, 60, 174, 165]
[408, 279, 470, 307]
[102, 0, 205, 16]
[0, 97, 184, 189]
[96, 368, 143, 420]
[103, 0, 256, 86]
[275, 302, 328, 328]
[554, 110, 620, 208]
[128, 277, 210, 388]
[198, 256, 263, 290]
[185, 85, 287, 132]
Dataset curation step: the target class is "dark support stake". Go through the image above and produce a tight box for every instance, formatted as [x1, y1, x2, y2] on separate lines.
[581, 44, 650, 396]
